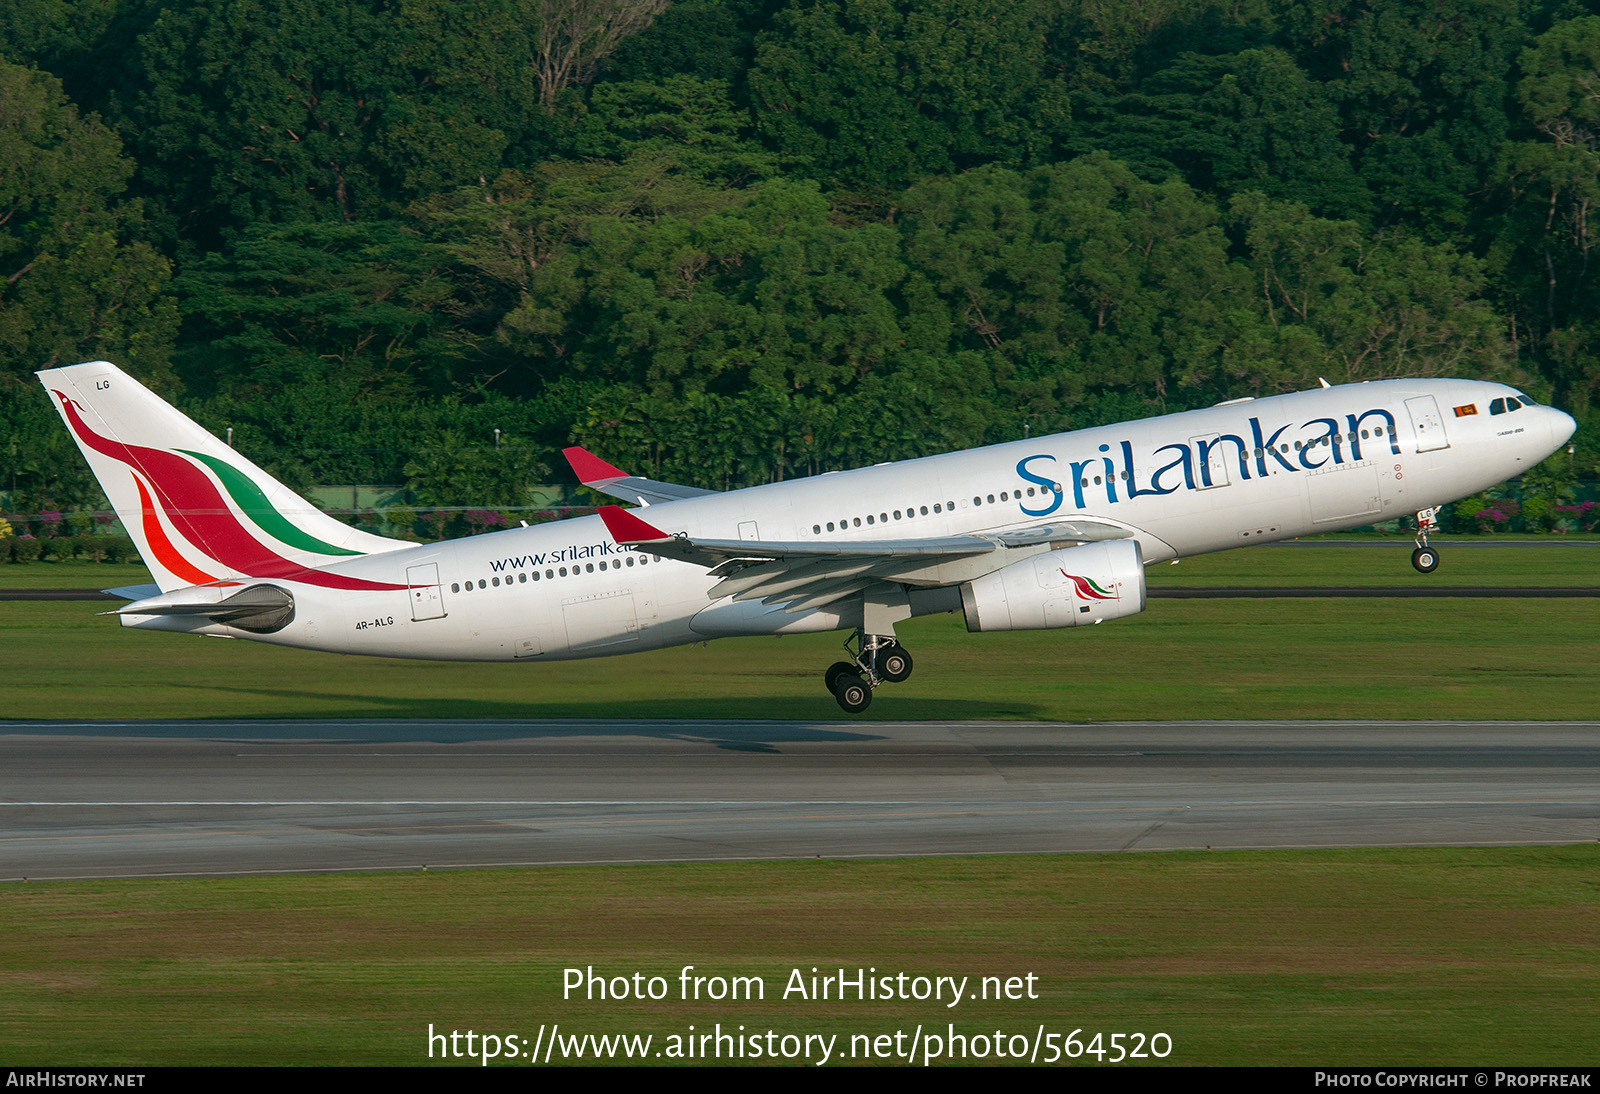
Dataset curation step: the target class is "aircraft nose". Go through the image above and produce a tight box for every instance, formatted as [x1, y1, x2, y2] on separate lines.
[1549, 406, 1577, 450]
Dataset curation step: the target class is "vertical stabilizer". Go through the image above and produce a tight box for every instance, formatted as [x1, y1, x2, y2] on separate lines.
[38, 361, 411, 592]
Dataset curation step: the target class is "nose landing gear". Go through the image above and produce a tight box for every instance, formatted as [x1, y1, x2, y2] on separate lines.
[1411, 507, 1441, 574]
[824, 631, 914, 713]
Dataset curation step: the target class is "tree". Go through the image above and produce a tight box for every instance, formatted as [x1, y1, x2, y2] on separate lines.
[1483, 16, 1600, 414]
[1071, 48, 1368, 220]
[574, 76, 780, 186]
[598, 0, 767, 86]
[109, 0, 540, 245]
[531, 0, 670, 108]
[174, 219, 491, 401]
[749, 0, 1068, 190]
[1231, 192, 1510, 386]
[0, 63, 175, 381]
[1281, 0, 1525, 237]
[901, 156, 1261, 411]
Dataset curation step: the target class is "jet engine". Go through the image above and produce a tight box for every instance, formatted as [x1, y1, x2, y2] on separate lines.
[960, 539, 1146, 631]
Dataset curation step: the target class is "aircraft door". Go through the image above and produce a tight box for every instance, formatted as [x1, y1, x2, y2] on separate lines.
[1191, 435, 1231, 489]
[406, 563, 447, 621]
[1405, 396, 1450, 452]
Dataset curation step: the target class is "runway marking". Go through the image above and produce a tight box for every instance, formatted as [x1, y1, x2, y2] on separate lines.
[10, 837, 1600, 883]
[3, 799, 1595, 847]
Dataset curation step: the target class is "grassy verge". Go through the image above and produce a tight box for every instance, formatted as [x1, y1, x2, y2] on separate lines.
[5, 541, 1599, 593]
[2, 848, 1595, 1066]
[1146, 543, 1600, 587]
[4, 593, 1594, 722]
[0, 560, 153, 589]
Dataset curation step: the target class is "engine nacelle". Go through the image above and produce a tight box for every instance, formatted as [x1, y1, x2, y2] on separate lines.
[960, 539, 1146, 632]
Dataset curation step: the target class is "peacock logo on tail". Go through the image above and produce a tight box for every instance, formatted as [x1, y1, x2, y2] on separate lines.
[53, 390, 406, 592]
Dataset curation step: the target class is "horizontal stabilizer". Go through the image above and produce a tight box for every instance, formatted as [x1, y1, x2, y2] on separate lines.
[101, 583, 162, 601]
[564, 446, 718, 507]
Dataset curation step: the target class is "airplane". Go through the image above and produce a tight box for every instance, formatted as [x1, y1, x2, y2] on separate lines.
[40, 361, 1576, 712]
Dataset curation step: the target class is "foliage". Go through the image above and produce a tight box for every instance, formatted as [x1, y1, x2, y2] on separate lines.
[531, 0, 670, 108]
[103, 0, 544, 245]
[1071, 48, 1368, 220]
[0, 63, 176, 384]
[749, 0, 1069, 190]
[174, 219, 489, 400]
[0, 0, 1595, 502]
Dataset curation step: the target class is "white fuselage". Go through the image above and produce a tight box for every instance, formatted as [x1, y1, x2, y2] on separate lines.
[137, 379, 1572, 660]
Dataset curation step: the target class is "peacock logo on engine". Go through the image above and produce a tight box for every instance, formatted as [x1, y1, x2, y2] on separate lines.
[1060, 571, 1120, 600]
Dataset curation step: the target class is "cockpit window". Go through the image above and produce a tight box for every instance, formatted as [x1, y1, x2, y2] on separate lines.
[1490, 398, 1506, 415]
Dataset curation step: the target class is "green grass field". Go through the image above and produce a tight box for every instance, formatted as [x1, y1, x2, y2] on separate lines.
[2, 546, 1596, 1066]
[1145, 540, 1600, 586]
[2, 849, 1596, 1066]
[3, 546, 1596, 722]
[5, 539, 1596, 591]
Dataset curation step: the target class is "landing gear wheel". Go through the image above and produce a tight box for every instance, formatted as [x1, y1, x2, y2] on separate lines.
[824, 661, 857, 694]
[833, 674, 873, 714]
[878, 644, 913, 684]
[1411, 546, 1440, 574]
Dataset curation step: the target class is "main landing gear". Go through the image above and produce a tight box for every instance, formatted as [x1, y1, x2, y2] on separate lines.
[1411, 506, 1441, 574]
[825, 631, 914, 713]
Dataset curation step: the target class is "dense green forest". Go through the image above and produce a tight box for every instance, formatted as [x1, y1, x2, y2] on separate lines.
[3, 0, 1599, 522]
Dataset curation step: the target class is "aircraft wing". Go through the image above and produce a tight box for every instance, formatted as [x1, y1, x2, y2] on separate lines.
[597, 505, 1132, 613]
[563, 446, 719, 507]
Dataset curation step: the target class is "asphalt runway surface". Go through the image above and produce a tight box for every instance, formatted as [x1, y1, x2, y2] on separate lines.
[2, 719, 1595, 881]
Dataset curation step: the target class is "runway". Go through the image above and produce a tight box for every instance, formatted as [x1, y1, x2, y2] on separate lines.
[2, 720, 1595, 880]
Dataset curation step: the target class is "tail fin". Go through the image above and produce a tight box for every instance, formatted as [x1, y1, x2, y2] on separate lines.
[39, 361, 411, 592]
